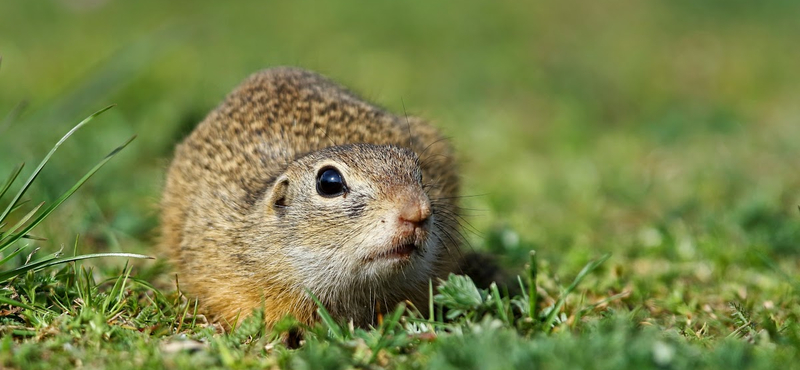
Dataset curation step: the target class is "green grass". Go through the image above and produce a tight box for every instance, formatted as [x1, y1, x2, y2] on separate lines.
[1, 0, 800, 368]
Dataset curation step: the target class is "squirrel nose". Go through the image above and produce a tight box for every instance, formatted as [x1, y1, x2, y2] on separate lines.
[399, 195, 432, 228]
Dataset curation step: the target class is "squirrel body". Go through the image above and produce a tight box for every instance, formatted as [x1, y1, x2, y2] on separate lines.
[160, 68, 460, 327]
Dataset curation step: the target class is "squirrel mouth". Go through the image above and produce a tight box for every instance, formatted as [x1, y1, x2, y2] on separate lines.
[371, 242, 418, 262]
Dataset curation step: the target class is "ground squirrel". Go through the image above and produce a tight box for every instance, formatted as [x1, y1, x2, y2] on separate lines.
[160, 67, 461, 327]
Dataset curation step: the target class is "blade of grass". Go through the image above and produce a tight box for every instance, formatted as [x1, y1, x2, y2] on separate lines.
[0, 200, 33, 239]
[543, 253, 611, 332]
[368, 303, 407, 364]
[0, 105, 115, 223]
[490, 282, 510, 325]
[528, 250, 538, 320]
[0, 163, 24, 202]
[755, 251, 800, 293]
[306, 289, 344, 340]
[103, 276, 167, 303]
[578, 291, 631, 314]
[176, 292, 192, 333]
[381, 303, 405, 334]
[78, 266, 94, 308]
[428, 279, 434, 322]
[0, 245, 29, 267]
[0, 101, 28, 134]
[0, 295, 38, 311]
[4, 199, 32, 219]
[213, 336, 237, 367]
[191, 298, 200, 330]
[102, 262, 132, 318]
[0, 202, 44, 244]
[0, 135, 136, 255]
[0, 252, 152, 282]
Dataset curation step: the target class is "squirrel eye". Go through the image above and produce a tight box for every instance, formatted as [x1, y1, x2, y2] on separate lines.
[316, 167, 347, 197]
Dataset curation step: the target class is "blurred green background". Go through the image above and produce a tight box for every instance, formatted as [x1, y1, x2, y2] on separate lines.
[1, 0, 799, 299]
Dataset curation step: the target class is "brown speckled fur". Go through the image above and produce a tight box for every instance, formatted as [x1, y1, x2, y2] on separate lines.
[161, 67, 460, 327]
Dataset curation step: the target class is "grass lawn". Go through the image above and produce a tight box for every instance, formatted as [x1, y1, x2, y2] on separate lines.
[1, 1, 800, 368]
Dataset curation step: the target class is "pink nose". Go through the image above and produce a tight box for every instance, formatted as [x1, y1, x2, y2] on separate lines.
[399, 196, 432, 227]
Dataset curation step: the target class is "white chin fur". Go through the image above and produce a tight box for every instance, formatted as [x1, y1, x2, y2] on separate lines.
[290, 234, 440, 302]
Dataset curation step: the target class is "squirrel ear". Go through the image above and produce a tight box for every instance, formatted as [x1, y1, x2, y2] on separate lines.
[269, 175, 290, 211]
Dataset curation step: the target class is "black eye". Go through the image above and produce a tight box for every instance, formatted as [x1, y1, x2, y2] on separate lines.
[316, 167, 347, 197]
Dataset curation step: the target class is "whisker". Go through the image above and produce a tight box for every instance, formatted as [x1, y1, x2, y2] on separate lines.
[419, 136, 452, 160]
[419, 153, 451, 169]
[401, 98, 414, 149]
[433, 207, 483, 238]
[435, 221, 469, 259]
[430, 193, 491, 200]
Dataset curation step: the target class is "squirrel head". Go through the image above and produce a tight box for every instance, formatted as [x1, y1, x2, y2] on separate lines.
[257, 143, 440, 295]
